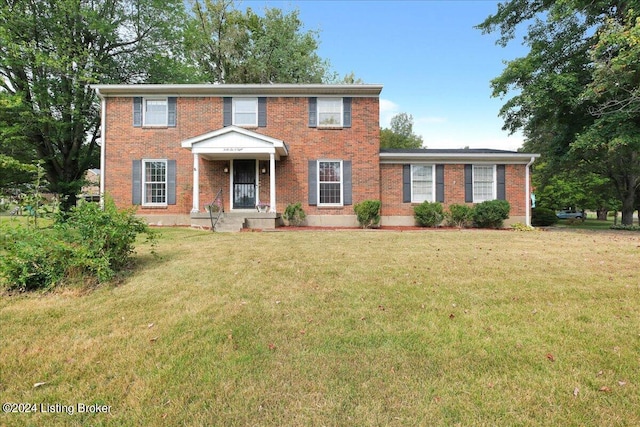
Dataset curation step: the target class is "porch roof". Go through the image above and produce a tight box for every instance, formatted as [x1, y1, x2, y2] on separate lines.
[181, 126, 289, 160]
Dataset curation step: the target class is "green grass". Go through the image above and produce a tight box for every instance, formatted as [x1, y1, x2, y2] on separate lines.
[1, 228, 639, 426]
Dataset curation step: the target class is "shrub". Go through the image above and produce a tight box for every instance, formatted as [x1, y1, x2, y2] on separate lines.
[0, 199, 156, 292]
[283, 202, 306, 226]
[472, 200, 510, 228]
[414, 201, 444, 227]
[511, 222, 536, 232]
[354, 199, 381, 229]
[531, 207, 558, 226]
[446, 204, 474, 228]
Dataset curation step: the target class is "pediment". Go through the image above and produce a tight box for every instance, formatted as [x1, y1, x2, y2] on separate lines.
[181, 126, 288, 160]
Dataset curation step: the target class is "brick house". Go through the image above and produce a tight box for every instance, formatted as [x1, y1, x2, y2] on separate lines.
[93, 84, 539, 229]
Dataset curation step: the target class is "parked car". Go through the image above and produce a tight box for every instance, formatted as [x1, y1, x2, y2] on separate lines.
[556, 209, 585, 219]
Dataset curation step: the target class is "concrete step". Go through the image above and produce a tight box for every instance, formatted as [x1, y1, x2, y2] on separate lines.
[214, 214, 246, 232]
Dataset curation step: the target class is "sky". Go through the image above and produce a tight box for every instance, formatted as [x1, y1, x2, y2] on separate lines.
[243, 0, 528, 151]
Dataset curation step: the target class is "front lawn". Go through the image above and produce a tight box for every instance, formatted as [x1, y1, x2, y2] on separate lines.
[1, 228, 638, 426]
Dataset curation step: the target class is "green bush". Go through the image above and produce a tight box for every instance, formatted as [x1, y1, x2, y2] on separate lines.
[446, 204, 474, 228]
[414, 201, 444, 227]
[283, 202, 306, 226]
[531, 207, 558, 226]
[0, 199, 156, 292]
[472, 200, 510, 228]
[353, 199, 381, 228]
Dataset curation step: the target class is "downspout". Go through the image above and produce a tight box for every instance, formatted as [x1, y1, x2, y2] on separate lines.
[97, 88, 106, 210]
[525, 156, 536, 227]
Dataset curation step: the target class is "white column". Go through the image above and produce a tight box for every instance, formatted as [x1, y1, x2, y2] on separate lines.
[191, 154, 200, 214]
[269, 153, 276, 213]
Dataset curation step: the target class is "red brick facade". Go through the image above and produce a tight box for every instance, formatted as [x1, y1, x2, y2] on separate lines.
[95, 84, 537, 226]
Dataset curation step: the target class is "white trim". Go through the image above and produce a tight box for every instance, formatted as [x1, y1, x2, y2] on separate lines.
[191, 154, 200, 213]
[410, 164, 436, 203]
[142, 97, 168, 127]
[525, 156, 536, 227]
[472, 164, 497, 203]
[232, 97, 258, 127]
[99, 98, 106, 209]
[181, 126, 288, 160]
[269, 153, 276, 213]
[141, 159, 168, 206]
[317, 97, 343, 128]
[91, 84, 383, 97]
[317, 159, 344, 207]
[380, 152, 540, 164]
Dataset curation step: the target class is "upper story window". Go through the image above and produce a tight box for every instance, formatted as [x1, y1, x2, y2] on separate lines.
[308, 97, 351, 128]
[133, 97, 176, 127]
[144, 98, 168, 126]
[473, 165, 496, 202]
[233, 98, 258, 126]
[317, 98, 343, 127]
[411, 164, 435, 203]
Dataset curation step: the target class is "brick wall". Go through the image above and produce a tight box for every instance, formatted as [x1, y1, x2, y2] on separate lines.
[103, 95, 379, 215]
[380, 163, 529, 217]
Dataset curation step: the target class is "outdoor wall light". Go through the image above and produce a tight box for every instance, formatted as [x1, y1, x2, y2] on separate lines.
[223, 165, 229, 174]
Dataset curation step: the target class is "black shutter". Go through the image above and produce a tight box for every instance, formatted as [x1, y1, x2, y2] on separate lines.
[258, 97, 267, 127]
[132, 160, 142, 204]
[308, 160, 317, 205]
[133, 97, 142, 127]
[497, 164, 506, 200]
[223, 97, 232, 127]
[464, 164, 473, 203]
[167, 160, 177, 205]
[308, 97, 317, 127]
[402, 164, 411, 203]
[343, 97, 352, 128]
[167, 97, 177, 127]
[343, 160, 352, 205]
[436, 164, 445, 203]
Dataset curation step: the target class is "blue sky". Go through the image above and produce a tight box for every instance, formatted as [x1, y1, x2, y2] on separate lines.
[243, 0, 528, 150]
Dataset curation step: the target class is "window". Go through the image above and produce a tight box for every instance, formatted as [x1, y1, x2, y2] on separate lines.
[411, 165, 434, 203]
[144, 98, 168, 126]
[143, 160, 167, 205]
[233, 98, 258, 126]
[318, 160, 342, 205]
[473, 165, 496, 202]
[317, 98, 343, 127]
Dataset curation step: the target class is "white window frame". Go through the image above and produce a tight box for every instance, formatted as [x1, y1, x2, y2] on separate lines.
[317, 160, 343, 206]
[232, 97, 258, 127]
[143, 98, 168, 127]
[142, 159, 168, 206]
[317, 98, 343, 127]
[411, 164, 435, 203]
[472, 164, 497, 203]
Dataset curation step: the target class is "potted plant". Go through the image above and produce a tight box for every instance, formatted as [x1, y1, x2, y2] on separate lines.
[256, 202, 270, 213]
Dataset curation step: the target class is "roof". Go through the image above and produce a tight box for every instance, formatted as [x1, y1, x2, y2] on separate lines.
[91, 84, 383, 97]
[379, 148, 540, 164]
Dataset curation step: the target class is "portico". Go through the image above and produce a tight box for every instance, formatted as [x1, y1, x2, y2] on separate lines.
[181, 126, 289, 214]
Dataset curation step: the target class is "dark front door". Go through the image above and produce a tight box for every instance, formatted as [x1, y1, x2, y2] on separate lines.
[233, 159, 256, 209]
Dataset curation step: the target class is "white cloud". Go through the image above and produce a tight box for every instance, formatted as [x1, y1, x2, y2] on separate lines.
[379, 98, 399, 128]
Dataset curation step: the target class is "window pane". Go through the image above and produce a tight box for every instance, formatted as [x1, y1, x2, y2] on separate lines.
[234, 98, 257, 125]
[319, 161, 341, 182]
[318, 98, 342, 126]
[412, 165, 433, 203]
[145, 100, 167, 126]
[318, 161, 342, 205]
[473, 166, 494, 202]
[144, 161, 167, 204]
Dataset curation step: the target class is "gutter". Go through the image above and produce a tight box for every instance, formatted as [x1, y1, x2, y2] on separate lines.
[95, 87, 106, 209]
[525, 156, 536, 227]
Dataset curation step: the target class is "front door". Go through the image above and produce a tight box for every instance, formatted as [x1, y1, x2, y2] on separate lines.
[233, 159, 256, 209]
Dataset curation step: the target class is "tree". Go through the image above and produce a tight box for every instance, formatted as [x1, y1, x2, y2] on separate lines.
[186, 0, 331, 83]
[380, 113, 424, 149]
[478, 1, 640, 225]
[0, 0, 191, 212]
